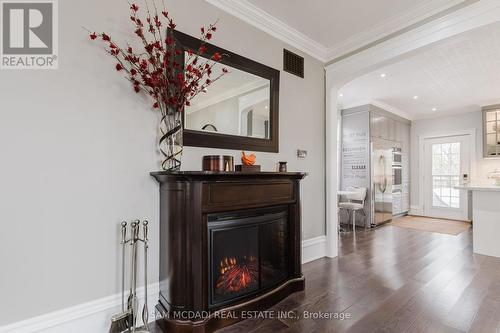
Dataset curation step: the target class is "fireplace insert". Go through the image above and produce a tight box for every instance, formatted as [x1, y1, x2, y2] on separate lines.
[208, 206, 289, 308]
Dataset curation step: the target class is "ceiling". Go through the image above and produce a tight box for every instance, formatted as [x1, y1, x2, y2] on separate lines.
[207, 0, 468, 61]
[339, 21, 500, 120]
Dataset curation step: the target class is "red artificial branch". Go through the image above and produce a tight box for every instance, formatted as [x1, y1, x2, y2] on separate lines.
[88, 0, 227, 115]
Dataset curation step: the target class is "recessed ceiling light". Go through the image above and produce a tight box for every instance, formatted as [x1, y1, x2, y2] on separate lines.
[339, 93, 344, 97]
[265, 106, 268, 109]
[380, 73, 387, 78]
[432, 107, 437, 112]
[413, 95, 419, 100]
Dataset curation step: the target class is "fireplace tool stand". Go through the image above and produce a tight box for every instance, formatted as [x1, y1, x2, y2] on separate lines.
[109, 220, 150, 333]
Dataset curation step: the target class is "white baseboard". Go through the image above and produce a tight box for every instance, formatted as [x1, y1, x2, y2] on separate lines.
[409, 205, 424, 216]
[0, 283, 159, 333]
[302, 235, 327, 264]
[1, 238, 327, 333]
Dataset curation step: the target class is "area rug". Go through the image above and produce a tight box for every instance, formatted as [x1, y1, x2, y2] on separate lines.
[389, 215, 471, 235]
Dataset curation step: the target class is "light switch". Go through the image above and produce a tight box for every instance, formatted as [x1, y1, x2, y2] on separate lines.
[297, 150, 307, 158]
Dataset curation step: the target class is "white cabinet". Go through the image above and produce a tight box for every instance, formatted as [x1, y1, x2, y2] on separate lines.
[401, 122, 411, 183]
[483, 105, 500, 158]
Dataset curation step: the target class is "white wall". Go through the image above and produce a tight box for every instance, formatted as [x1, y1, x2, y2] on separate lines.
[410, 109, 500, 209]
[186, 97, 239, 134]
[0, 0, 325, 326]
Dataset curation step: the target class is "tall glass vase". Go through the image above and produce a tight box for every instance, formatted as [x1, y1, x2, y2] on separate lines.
[158, 108, 183, 171]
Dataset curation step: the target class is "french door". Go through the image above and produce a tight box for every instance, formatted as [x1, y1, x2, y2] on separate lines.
[423, 135, 470, 220]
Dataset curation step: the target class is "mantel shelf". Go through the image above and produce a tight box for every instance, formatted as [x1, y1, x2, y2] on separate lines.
[151, 171, 308, 182]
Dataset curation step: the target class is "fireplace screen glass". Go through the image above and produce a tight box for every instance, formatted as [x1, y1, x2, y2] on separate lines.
[212, 225, 260, 304]
[209, 209, 289, 307]
[260, 220, 288, 288]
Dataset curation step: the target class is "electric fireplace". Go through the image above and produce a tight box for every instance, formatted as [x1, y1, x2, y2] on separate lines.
[209, 207, 289, 308]
[151, 171, 306, 333]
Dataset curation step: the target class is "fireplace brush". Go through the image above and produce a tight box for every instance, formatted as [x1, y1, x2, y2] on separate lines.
[109, 220, 150, 333]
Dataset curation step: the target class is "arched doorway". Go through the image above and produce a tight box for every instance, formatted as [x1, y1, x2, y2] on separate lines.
[324, 0, 500, 258]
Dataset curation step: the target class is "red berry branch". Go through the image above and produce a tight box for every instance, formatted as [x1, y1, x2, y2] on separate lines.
[87, 0, 228, 116]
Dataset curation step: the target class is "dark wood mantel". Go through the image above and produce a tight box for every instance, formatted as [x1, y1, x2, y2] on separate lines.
[150, 170, 307, 180]
[151, 171, 306, 333]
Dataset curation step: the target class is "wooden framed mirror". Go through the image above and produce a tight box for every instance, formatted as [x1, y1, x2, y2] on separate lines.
[173, 30, 280, 153]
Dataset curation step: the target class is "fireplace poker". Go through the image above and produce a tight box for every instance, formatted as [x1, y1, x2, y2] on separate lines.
[128, 220, 140, 332]
[109, 220, 150, 333]
[109, 221, 132, 333]
[141, 220, 149, 331]
[121, 221, 127, 312]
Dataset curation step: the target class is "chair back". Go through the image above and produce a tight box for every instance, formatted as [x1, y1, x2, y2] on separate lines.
[346, 187, 367, 203]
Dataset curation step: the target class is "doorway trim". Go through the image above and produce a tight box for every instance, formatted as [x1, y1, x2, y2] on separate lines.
[324, 1, 500, 258]
[418, 129, 476, 219]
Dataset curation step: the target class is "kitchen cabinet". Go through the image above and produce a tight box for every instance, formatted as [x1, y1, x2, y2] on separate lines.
[401, 121, 411, 183]
[483, 105, 500, 158]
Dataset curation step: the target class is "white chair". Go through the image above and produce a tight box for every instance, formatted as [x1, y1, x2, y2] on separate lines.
[339, 187, 367, 234]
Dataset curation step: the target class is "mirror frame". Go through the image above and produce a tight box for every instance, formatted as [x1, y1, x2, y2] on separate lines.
[173, 30, 280, 153]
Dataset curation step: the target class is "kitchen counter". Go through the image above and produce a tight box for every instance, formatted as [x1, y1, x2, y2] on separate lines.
[456, 183, 500, 258]
[455, 184, 500, 191]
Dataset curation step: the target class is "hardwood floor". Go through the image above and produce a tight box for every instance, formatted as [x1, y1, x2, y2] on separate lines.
[150, 225, 500, 332]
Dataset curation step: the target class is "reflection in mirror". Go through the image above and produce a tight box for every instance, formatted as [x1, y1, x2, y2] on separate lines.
[184, 53, 271, 139]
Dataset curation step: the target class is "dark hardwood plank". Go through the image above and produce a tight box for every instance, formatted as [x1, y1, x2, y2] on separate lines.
[468, 296, 500, 333]
[150, 223, 500, 333]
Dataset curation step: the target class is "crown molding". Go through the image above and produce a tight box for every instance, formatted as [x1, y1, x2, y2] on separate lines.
[371, 100, 414, 121]
[340, 99, 413, 121]
[206, 0, 470, 63]
[325, 0, 500, 85]
[205, 0, 329, 62]
[325, 0, 467, 60]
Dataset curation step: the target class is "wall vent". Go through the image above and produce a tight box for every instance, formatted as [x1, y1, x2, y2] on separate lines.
[283, 49, 304, 78]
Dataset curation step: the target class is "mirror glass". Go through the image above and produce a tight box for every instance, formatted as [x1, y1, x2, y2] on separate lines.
[184, 54, 271, 139]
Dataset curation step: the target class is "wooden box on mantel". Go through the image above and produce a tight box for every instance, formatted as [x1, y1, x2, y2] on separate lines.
[235, 164, 261, 172]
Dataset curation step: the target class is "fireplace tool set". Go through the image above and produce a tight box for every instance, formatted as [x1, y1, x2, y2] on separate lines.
[110, 220, 150, 333]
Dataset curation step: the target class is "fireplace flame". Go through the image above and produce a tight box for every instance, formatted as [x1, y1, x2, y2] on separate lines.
[216, 256, 258, 293]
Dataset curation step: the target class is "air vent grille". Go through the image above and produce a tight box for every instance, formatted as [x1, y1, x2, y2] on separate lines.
[283, 49, 304, 78]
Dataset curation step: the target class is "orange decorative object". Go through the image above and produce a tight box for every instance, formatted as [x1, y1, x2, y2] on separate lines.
[241, 151, 256, 166]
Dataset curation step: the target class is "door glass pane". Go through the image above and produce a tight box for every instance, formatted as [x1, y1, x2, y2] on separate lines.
[487, 122, 496, 134]
[487, 133, 497, 145]
[432, 142, 460, 209]
[486, 110, 497, 122]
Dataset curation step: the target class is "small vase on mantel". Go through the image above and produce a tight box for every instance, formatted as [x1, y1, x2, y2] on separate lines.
[159, 107, 183, 171]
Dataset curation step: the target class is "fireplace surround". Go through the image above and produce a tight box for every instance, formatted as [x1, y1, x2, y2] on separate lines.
[151, 171, 306, 332]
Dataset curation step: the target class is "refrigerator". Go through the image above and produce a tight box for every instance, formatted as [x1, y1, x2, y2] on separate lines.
[371, 139, 393, 225]
[341, 105, 411, 227]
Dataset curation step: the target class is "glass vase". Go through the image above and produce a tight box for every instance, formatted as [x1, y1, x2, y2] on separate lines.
[158, 109, 183, 171]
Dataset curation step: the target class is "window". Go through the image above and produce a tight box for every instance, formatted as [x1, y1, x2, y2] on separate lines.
[431, 143, 460, 208]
